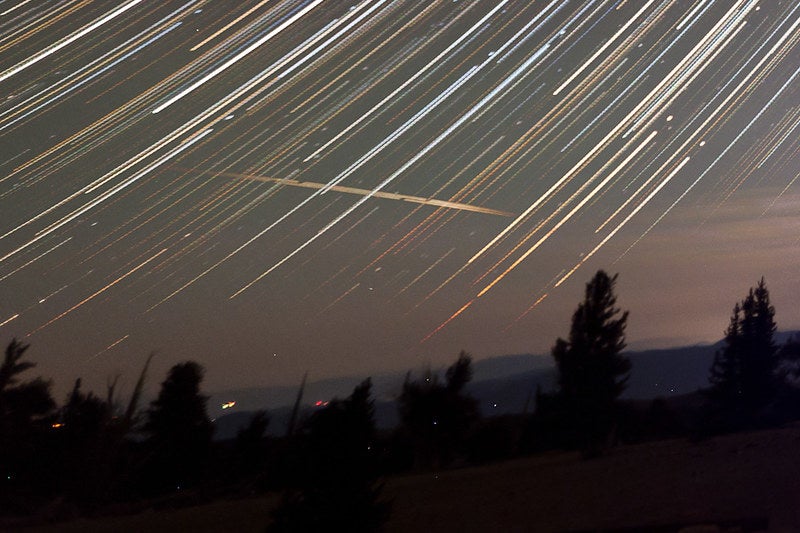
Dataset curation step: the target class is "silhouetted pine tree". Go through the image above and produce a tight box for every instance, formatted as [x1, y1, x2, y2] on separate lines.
[548, 270, 630, 456]
[708, 278, 779, 429]
[268, 379, 390, 532]
[142, 361, 213, 494]
[777, 334, 800, 385]
[229, 410, 270, 487]
[397, 351, 478, 469]
[0, 339, 56, 513]
[775, 335, 800, 422]
[98, 353, 153, 503]
[55, 378, 109, 505]
[0, 339, 55, 431]
[440, 351, 478, 463]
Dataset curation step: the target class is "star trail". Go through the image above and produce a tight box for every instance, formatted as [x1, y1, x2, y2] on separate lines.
[1, 0, 799, 395]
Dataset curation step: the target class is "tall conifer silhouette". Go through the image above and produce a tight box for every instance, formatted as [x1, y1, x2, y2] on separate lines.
[143, 361, 212, 493]
[550, 270, 630, 455]
[708, 278, 778, 428]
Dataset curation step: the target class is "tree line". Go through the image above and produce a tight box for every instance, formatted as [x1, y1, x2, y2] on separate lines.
[2, 271, 799, 529]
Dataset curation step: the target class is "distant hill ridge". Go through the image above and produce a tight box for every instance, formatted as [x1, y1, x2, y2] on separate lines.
[210, 331, 798, 439]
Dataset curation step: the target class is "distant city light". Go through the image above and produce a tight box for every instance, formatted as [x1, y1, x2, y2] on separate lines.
[221, 401, 236, 409]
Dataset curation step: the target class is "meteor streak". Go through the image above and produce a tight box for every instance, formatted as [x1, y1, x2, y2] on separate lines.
[233, 35, 553, 296]
[205, 170, 513, 216]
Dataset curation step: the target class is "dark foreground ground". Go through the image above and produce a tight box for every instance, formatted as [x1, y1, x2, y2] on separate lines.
[24, 425, 800, 532]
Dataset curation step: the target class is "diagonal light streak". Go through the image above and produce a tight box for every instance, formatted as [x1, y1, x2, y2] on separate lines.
[0, 0, 143, 83]
[152, 0, 324, 113]
[208, 170, 514, 216]
[29, 248, 168, 334]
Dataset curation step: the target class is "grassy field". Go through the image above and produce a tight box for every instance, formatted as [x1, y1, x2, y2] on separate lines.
[25, 425, 800, 532]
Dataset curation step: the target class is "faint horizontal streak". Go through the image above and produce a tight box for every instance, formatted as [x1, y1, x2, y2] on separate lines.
[207, 170, 515, 217]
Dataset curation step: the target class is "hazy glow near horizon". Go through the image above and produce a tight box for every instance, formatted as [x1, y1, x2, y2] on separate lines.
[1, 0, 799, 396]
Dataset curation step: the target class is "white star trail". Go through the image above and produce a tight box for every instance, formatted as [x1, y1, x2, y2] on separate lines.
[0, 0, 143, 83]
[151, 0, 324, 113]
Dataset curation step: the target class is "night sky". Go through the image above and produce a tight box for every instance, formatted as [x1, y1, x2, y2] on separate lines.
[2, 0, 799, 399]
